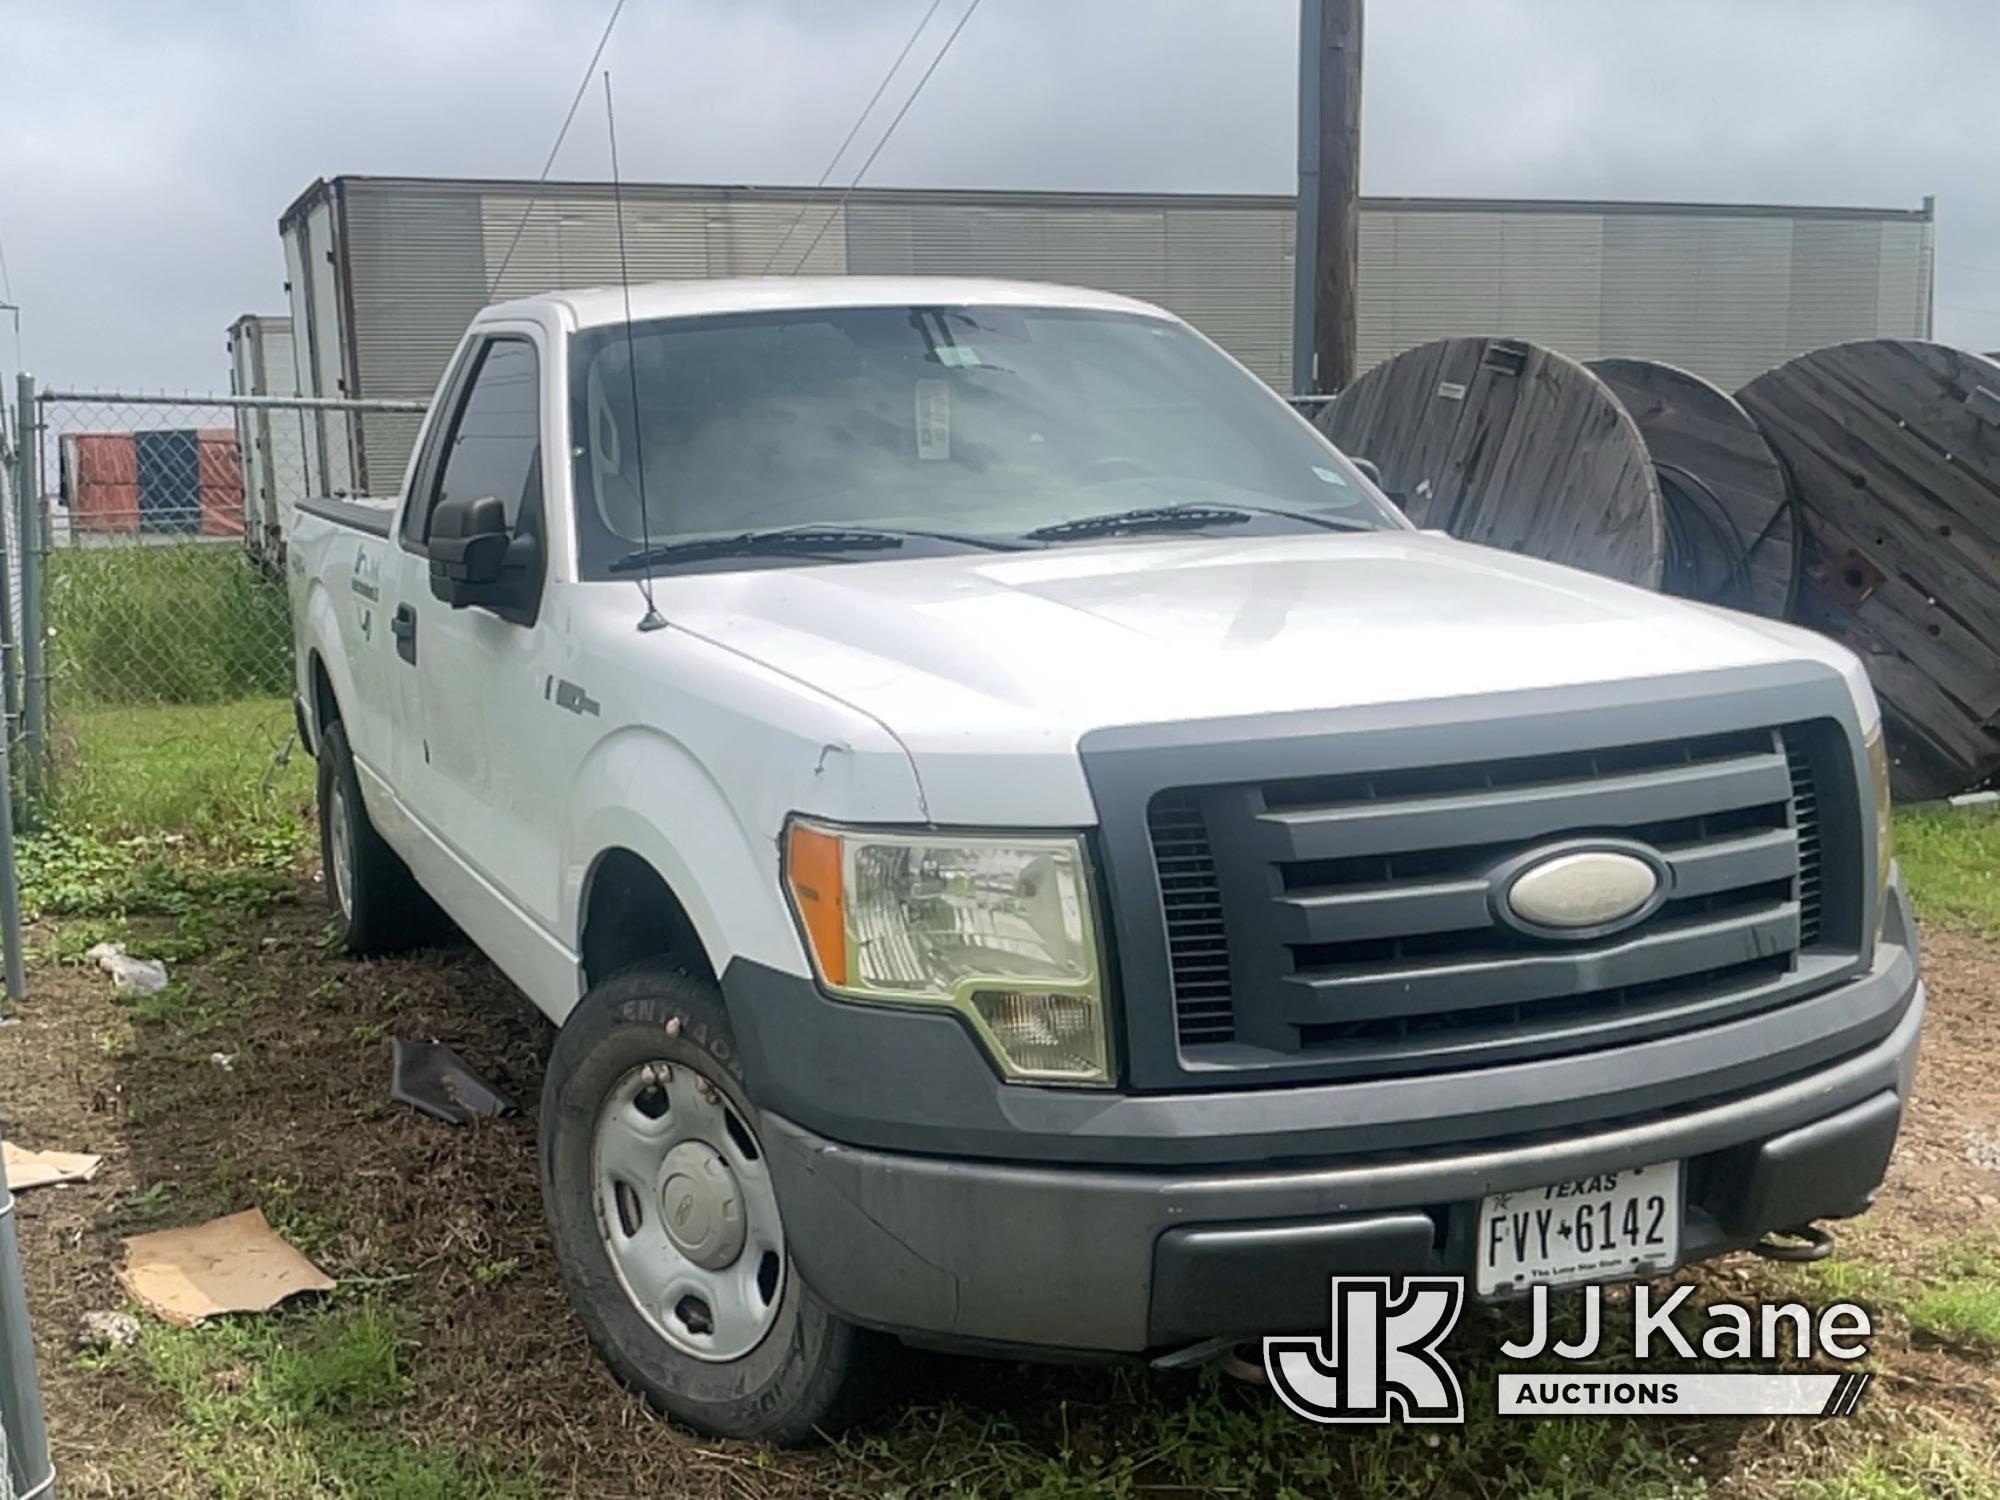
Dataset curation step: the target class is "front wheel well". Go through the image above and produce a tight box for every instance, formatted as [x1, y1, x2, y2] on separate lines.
[309, 651, 340, 747]
[580, 849, 716, 989]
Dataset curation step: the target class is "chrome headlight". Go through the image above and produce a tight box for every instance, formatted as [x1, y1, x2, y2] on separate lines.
[783, 820, 1110, 1084]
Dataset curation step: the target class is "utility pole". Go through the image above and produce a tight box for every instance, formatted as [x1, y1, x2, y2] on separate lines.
[1291, 0, 1363, 398]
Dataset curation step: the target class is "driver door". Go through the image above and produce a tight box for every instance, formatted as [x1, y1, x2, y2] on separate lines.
[390, 330, 565, 942]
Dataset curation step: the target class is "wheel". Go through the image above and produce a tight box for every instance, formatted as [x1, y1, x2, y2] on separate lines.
[315, 719, 438, 953]
[539, 963, 889, 1444]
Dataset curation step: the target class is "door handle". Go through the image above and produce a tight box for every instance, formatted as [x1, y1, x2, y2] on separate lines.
[391, 603, 417, 665]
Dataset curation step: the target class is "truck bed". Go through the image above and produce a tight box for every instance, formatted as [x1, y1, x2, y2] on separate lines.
[297, 494, 397, 538]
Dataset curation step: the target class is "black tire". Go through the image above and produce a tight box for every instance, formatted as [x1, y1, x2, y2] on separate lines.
[315, 719, 439, 954]
[539, 963, 890, 1444]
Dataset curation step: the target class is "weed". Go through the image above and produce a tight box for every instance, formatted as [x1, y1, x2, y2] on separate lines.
[1908, 1278, 2000, 1350]
[47, 543, 293, 708]
[250, 1175, 347, 1261]
[20, 826, 296, 923]
[473, 1257, 521, 1288]
[34, 918, 125, 966]
[125, 1305, 536, 1500]
[1787, 1252, 1910, 1313]
[128, 977, 250, 1035]
[1789, 1430, 2000, 1500]
[834, 1366, 1705, 1500]
[123, 1180, 178, 1222]
[264, 1305, 412, 1417]
[34, 691, 312, 876]
[129, 980, 196, 1027]
[314, 1433, 543, 1500]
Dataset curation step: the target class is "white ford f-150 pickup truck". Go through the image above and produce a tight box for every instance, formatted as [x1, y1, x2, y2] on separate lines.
[290, 276, 1920, 1442]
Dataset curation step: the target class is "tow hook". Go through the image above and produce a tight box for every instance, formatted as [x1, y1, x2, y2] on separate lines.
[1150, 1338, 1270, 1385]
[1750, 1223, 1837, 1263]
[1218, 1343, 1269, 1385]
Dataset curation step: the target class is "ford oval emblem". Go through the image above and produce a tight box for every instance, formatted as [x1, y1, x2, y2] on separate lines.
[1498, 846, 1665, 938]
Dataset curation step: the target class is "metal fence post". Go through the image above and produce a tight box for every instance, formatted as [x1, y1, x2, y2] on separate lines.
[0, 720, 24, 1004]
[12, 376, 42, 806]
[0, 1122, 57, 1500]
[0, 401, 17, 751]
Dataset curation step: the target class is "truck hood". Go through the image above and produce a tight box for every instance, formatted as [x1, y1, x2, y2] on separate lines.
[663, 531, 1861, 821]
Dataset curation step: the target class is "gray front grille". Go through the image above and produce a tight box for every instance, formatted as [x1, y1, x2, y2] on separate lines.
[1786, 732, 1824, 946]
[1150, 722, 1849, 1070]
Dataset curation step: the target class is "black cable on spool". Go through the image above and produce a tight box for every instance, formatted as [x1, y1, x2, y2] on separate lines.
[1747, 448, 1807, 620]
[1656, 460, 1754, 609]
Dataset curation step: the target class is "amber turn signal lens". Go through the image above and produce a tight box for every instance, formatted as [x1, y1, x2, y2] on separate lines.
[785, 822, 847, 985]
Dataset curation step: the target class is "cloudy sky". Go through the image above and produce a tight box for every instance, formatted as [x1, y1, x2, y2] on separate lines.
[2, 0, 1995, 394]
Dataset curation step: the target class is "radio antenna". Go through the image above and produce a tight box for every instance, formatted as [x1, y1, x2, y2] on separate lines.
[604, 69, 666, 632]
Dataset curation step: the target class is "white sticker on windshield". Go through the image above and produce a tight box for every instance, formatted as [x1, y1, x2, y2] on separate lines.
[1311, 465, 1350, 486]
[916, 380, 951, 461]
[934, 345, 981, 368]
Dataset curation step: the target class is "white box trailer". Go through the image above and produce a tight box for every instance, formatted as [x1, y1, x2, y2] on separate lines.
[277, 174, 1935, 501]
[225, 312, 298, 559]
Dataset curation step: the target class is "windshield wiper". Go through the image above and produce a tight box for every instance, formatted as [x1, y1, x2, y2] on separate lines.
[1022, 505, 1256, 542]
[1215, 500, 1379, 534]
[1024, 499, 1379, 544]
[608, 527, 906, 573]
[608, 522, 1034, 573]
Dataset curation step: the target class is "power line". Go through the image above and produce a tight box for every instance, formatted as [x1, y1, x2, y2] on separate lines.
[758, 0, 947, 276]
[487, 0, 629, 298]
[0, 205, 18, 384]
[788, 0, 984, 275]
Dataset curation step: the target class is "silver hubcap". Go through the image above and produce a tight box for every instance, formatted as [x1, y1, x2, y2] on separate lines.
[593, 1062, 785, 1362]
[327, 779, 356, 918]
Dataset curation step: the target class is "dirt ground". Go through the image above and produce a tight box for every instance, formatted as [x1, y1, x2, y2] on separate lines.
[3, 882, 1997, 1498]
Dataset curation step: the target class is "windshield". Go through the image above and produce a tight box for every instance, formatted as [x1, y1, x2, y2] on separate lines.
[568, 303, 1401, 576]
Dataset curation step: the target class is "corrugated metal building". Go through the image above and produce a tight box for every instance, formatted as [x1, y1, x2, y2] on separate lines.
[225, 313, 298, 551]
[277, 175, 1935, 496]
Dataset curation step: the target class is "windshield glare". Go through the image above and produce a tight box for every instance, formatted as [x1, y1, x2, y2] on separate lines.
[568, 304, 1400, 574]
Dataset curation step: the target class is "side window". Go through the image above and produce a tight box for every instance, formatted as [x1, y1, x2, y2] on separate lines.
[407, 337, 542, 546]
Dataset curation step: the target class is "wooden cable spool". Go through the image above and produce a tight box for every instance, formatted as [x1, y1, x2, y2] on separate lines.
[1738, 340, 2000, 801]
[1316, 337, 1665, 588]
[1587, 358, 1795, 618]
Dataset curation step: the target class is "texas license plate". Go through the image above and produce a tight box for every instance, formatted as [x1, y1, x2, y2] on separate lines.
[1475, 1161, 1681, 1296]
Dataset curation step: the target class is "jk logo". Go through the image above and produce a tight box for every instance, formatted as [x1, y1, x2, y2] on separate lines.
[1265, 1276, 1467, 1425]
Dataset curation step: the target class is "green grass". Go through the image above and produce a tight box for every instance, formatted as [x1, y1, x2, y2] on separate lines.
[832, 1368, 1706, 1500]
[46, 541, 293, 706]
[47, 695, 311, 840]
[1788, 1234, 2000, 1354]
[1789, 1433, 2000, 1500]
[1892, 806, 2000, 934]
[17, 821, 298, 924]
[112, 1304, 539, 1500]
[18, 696, 309, 936]
[1908, 1279, 2000, 1350]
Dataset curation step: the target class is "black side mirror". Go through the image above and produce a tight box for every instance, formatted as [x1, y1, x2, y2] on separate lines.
[430, 494, 509, 586]
[428, 493, 541, 618]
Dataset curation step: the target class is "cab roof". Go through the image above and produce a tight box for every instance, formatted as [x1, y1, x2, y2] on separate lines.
[480, 276, 1173, 331]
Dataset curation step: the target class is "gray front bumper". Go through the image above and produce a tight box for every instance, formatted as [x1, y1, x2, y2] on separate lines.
[762, 941, 1922, 1355]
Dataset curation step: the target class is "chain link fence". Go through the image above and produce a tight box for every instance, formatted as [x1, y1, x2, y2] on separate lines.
[0, 388, 425, 1494]
[29, 390, 422, 701]
[9, 387, 423, 821]
[1, 1122, 55, 1500]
